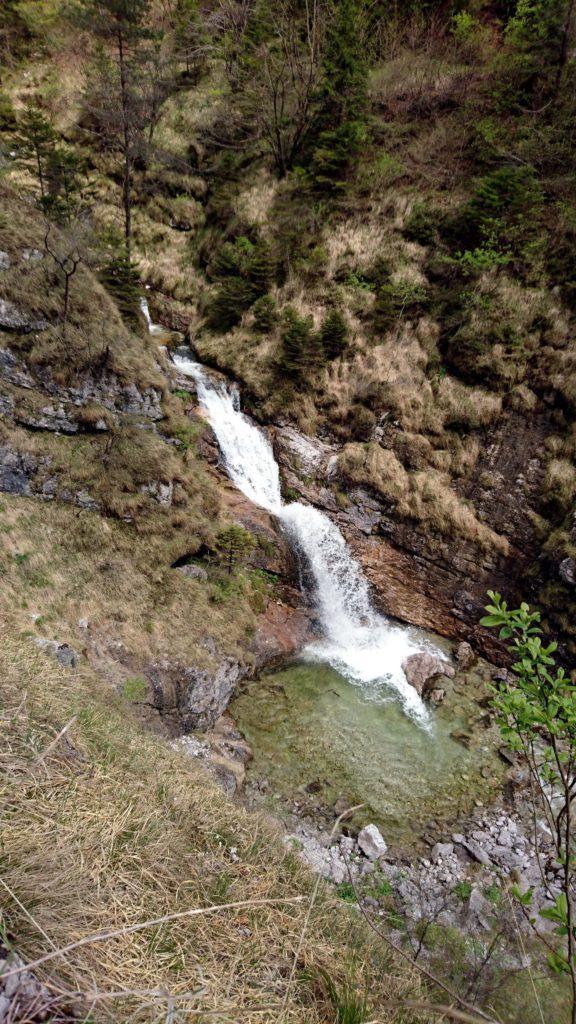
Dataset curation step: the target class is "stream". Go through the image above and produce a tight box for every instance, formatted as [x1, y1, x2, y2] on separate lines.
[169, 343, 504, 840]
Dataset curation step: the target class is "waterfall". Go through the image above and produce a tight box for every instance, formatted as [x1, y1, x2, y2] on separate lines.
[140, 296, 166, 337]
[173, 351, 431, 722]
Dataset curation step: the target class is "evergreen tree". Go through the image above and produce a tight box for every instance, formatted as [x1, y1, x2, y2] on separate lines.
[280, 307, 316, 381]
[99, 249, 142, 323]
[319, 308, 348, 359]
[507, 0, 576, 94]
[215, 525, 255, 576]
[43, 147, 87, 224]
[73, 0, 151, 257]
[310, 0, 368, 190]
[15, 105, 56, 199]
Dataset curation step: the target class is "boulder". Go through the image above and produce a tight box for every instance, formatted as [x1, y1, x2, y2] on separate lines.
[402, 652, 455, 697]
[177, 563, 208, 582]
[431, 842, 454, 863]
[0, 251, 10, 271]
[358, 824, 388, 860]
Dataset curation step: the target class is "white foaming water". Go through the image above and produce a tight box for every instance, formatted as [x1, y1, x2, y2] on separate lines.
[173, 350, 430, 722]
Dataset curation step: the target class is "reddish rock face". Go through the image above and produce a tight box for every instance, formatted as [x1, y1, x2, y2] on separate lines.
[251, 596, 315, 671]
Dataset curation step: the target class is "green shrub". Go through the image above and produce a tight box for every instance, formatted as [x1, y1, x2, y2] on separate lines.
[373, 281, 428, 334]
[403, 204, 439, 246]
[206, 277, 257, 331]
[252, 294, 278, 332]
[278, 307, 317, 382]
[453, 880, 473, 901]
[99, 251, 141, 324]
[0, 91, 16, 130]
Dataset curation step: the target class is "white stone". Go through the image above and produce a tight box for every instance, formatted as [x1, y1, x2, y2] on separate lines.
[358, 824, 388, 860]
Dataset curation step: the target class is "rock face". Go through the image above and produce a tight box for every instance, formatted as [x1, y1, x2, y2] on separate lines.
[0, 299, 49, 333]
[402, 652, 454, 697]
[273, 413, 553, 658]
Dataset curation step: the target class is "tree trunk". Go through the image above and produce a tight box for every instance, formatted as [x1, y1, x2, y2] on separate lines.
[117, 25, 132, 258]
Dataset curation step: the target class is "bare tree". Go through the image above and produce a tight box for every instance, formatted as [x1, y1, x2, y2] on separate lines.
[43, 226, 83, 347]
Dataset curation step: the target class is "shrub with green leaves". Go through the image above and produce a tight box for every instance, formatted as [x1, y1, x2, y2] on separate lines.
[443, 166, 543, 266]
[481, 591, 576, 1008]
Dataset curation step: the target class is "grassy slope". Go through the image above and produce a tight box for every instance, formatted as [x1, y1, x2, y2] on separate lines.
[0, 623, 422, 1022]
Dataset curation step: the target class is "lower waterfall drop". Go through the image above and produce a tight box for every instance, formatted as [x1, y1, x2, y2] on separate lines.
[173, 351, 433, 722]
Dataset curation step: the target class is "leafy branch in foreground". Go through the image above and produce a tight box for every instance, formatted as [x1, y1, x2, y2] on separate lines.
[481, 591, 576, 1022]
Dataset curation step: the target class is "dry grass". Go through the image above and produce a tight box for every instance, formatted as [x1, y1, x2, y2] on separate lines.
[0, 489, 257, 676]
[338, 442, 509, 553]
[0, 627, 423, 1023]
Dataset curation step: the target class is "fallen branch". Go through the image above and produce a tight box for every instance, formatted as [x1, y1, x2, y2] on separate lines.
[0, 897, 305, 982]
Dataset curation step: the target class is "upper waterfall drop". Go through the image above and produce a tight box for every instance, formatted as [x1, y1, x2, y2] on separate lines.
[172, 350, 431, 722]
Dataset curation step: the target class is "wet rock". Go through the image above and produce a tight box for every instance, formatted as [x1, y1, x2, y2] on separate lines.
[402, 652, 455, 697]
[428, 687, 446, 704]
[33, 638, 78, 669]
[358, 824, 388, 860]
[0, 298, 49, 334]
[455, 641, 476, 669]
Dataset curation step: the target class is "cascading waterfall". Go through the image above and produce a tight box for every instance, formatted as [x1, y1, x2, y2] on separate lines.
[172, 349, 433, 722]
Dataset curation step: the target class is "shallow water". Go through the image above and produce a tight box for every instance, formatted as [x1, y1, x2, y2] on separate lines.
[232, 659, 505, 846]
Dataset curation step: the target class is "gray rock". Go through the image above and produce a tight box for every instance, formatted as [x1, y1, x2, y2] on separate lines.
[15, 402, 79, 434]
[22, 247, 43, 262]
[141, 480, 173, 506]
[0, 446, 43, 496]
[75, 490, 98, 510]
[0, 251, 10, 271]
[431, 842, 454, 863]
[0, 299, 49, 334]
[559, 557, 576, 586]
[358, 824, 388, 860]
[177, 563, 208, 582]
[454, 836, 492, 868]
[0, 347, 34, 388]
[33, 638, 78, 669]
[428, 687, 446, 704]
